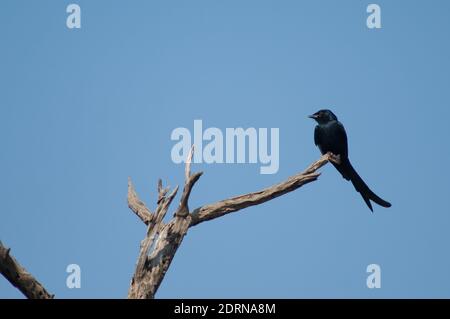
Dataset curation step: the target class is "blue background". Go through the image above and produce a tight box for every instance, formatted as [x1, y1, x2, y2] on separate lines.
[1, 0, 449, 298]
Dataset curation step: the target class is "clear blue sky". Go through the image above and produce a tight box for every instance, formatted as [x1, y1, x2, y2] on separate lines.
[1, 0, 450, 298]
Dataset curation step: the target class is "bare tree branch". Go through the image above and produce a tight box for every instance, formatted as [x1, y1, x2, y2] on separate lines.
[128, 177, 154, 225]
[176, 145, 203, 217]
[185, 144, 194, 181]
[155, 185, 179, 224]
[190, 152, 336, 227]
[0, 241, 53, 299]
[127, 151, 334, 298]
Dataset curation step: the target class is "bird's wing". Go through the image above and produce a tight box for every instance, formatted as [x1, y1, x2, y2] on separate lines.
[314, 125, 325, 153]
[313, 125, 321, 146]
[334, 121, 349, 158]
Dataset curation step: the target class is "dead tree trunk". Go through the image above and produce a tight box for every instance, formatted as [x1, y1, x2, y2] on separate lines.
[127, 149, 337, 299]
[0, 149, 337, 299]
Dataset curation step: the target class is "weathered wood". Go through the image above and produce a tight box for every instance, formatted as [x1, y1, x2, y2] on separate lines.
[127, 146, 202, 299]
[0, 241, 53, 299]
[0, 147, 334, 299]
[190, 153, 334, 227]
[127, 215, 192, 299]
[127, 151, 334, 298]
[128, 178, 154, 225]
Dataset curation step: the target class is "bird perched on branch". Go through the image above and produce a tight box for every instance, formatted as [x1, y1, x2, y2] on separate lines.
[309, 109, 391, 212]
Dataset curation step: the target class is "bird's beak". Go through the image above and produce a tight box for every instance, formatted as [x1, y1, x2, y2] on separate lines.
[308, 114, 317, 119]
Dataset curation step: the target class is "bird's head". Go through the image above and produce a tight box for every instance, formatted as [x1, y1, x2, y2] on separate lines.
[308, 109, 338, 124]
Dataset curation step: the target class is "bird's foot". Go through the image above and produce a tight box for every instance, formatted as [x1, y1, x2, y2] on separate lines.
[327, 152, 341, 165]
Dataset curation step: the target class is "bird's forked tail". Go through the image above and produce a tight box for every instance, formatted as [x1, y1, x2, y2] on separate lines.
[334, 158, 392, 212]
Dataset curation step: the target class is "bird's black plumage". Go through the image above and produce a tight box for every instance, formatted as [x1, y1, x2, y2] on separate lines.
[309, 109, 391, 212]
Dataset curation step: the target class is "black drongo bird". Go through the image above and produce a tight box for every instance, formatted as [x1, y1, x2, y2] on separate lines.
[309, 109, 391, 212]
